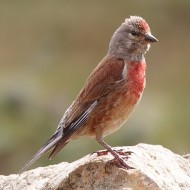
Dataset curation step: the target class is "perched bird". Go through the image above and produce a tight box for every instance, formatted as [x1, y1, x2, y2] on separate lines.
[19, 16, 157, 173]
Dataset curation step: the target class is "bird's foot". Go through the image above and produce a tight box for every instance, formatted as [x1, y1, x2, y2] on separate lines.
[96, 149, 109, 156]
[95, 149, 134, 169]
[96, 149, 133, 157]
[113, 149, 134, 157]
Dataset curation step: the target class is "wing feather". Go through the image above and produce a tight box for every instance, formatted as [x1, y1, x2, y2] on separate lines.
[48, 100, 98, 159]
[63, 57, 125, 127]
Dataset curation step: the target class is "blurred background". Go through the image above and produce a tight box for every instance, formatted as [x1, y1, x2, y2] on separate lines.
[0, 1, 190, 175]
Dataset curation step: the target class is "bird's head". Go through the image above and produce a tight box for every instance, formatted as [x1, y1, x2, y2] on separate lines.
[124, 16, 158, 44]
[108, 16, 158, 60]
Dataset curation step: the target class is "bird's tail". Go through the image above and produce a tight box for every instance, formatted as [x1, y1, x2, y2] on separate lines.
[18, 130, 62, 174]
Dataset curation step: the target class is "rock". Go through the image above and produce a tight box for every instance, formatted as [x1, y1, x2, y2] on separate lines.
[0, 144, 190, 190]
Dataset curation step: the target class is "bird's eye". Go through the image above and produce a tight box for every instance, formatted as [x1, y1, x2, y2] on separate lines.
[130, 31, 139, 36]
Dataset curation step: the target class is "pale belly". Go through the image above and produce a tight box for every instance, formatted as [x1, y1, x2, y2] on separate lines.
[100, 89, 144, 137]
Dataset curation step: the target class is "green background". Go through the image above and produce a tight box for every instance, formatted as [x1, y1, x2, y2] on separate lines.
[0, 1, 190, 175]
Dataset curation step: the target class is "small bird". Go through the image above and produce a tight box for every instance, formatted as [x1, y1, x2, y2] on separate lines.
[19, 16, 157, 173]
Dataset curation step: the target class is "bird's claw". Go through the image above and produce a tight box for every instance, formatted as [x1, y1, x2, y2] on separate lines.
[94, 149, 134, 170]
[95, 149, 133, 157]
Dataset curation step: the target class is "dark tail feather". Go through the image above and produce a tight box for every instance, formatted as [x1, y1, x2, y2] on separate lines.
[18, 131, 62, 173]
[19, 100, 98, 173]
[48, 140, 68, 160]
[48, 100, 98, 160]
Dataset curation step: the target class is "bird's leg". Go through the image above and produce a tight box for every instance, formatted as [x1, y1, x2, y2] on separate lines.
[96, 136, 133, 169]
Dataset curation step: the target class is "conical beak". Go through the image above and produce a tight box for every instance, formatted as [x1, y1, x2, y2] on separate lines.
[145, 33, 158, 43]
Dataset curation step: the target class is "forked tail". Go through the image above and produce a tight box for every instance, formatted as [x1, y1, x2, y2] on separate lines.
[19, 100, 98, 173]
[18, 130, 62, 173]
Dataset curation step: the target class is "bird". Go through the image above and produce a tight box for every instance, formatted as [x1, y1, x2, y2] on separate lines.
[19, 16, 158, 173]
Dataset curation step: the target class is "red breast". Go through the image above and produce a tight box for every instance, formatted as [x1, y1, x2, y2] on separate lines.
[127, 61, 146, 105]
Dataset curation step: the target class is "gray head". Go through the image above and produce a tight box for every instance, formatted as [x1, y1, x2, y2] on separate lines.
[108, 16, 158, 61]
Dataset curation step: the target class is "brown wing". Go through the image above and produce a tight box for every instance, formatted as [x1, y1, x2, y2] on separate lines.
[19, 57, 126, 171]
[48, 56, 126, 159]
[65, 56, 125, 126]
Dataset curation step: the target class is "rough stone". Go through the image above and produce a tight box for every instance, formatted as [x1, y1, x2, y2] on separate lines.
[0, 144, 190, 190]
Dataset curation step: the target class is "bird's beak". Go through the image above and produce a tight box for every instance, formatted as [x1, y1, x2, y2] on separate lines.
[145, 33, 158, 43]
